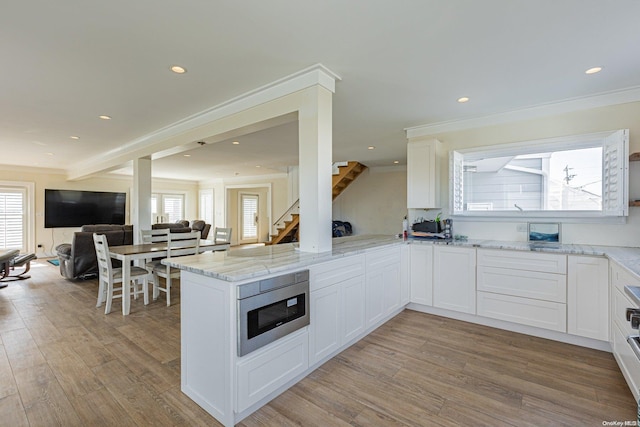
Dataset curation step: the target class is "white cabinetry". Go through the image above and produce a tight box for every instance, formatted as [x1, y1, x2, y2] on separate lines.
[476, 249, 567, 332]
[567, 255, 609, 341]
[236, 329, 308, 412]
[433, 246, 476, 314]
[610, 261, 640, 401]
[407, 138, 441, 208]
[309, 255, 365, 366]
[366, 247, 402, 328]
[409, 244, 433, 306]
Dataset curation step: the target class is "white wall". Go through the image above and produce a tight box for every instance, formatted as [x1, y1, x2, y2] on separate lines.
[0, 167, 199, 257]
[332, 167, 407, 236]
[411, 101, 640, 247]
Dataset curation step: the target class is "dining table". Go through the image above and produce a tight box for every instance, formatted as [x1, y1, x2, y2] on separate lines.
[108, 239, 230, 315]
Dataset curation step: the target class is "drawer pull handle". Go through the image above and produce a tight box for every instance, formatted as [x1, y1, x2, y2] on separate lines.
[626, 335, 640, 360]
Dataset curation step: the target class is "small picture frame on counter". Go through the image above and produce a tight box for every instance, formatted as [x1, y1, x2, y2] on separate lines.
[528, 222, 561, 243]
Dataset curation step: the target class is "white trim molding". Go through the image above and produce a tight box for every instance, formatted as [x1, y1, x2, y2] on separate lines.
[406, 85, 640, 138]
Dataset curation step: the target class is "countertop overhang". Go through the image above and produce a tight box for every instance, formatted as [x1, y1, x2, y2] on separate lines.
[163, 234, 640, 283]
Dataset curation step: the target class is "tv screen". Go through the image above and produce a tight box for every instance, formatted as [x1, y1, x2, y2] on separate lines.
[45, 189, 126, 228]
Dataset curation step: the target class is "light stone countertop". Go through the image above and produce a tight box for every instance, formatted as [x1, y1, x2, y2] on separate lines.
[164, 234, 640, 283]
[162, 234, 404, 282]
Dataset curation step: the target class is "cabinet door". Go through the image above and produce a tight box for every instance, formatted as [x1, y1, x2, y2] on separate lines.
[383, 261, 402, 315]
[366, 267, 386, 327]
[400, 245, 410, 305]
[309, 284, 341, 365]
[433, 246, 476, 314]
[342, 275, 366, 344]
[567, 256, 609, 341]
[410, 245, 433, 306]
[407, 139, 441, 208]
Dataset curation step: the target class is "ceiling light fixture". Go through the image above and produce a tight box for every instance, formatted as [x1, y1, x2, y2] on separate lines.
[368, 146, 375, 150]
[70, 136, 80, 140]
[393, 160, 400, 164]
[255, 165, 261, 168]
[46, 152, 54, 156]
[170, 65, 187, 74]
[585, 66, 603, 74]
[183, 154, 191, 157]
[457, 97, 470, 103]
[232, 141, 240, 145]
[99, 115, 112, 120]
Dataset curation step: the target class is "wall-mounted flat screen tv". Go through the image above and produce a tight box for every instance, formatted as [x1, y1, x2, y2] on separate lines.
[45, 189, 126, 228]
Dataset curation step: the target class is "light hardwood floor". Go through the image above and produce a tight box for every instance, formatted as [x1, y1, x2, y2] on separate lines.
[0, 259, 636, 426]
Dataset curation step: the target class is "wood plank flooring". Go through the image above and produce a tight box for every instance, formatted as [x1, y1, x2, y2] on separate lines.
[0, 259, 636, 426]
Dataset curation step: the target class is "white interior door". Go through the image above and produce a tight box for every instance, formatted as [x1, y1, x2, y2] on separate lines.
[240, 193, 259, 244]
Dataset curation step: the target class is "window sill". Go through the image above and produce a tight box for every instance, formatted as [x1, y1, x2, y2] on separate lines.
[452, 213, 627, 225]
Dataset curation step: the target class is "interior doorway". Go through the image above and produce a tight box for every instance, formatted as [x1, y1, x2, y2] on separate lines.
[240, 193, 259, 244]
[225, 184, 271, 246]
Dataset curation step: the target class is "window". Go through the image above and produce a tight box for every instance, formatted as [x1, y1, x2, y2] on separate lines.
[0, 187, 27, 251]
[199, 189, 214, 227]
[151, 193, 185, 223]
[450, 129, 629, 218]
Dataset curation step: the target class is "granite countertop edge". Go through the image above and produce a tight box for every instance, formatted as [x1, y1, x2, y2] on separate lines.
[164, 234, 640, 283]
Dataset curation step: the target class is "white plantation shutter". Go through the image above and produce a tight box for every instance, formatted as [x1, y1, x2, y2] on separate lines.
[450, 151, 464, 214]
[0, 189, 25, 250]
[199, 189, 214, 226]
[602, 129, 629, 216]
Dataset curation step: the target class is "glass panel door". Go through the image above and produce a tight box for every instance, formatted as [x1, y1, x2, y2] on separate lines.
[240, 193, 259, 243]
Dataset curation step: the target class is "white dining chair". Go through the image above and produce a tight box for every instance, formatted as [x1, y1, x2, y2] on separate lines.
[213, 227, 232, 244]
[93, 233, 150, 314]
[148, 230, 200, 306]
[140, 228, 170, 244]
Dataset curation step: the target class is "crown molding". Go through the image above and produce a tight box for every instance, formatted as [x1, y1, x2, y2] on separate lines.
[406, 85, 640, 139]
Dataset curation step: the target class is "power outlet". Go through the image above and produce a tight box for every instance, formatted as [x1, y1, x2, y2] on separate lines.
[516, 223, 527, 232]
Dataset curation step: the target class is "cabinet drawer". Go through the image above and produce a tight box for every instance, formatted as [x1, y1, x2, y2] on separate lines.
[612, 322, 640, 402]
[612, 286, 636, 337]
[612, 262, 640, 295]
[310, 254, 364, 292]
[477, 249, 566, 274]
[366, 246, 401, 270]
[236, 329, 308, 412]
[477, 266, 566, 303]
[477, 291, 567, 332]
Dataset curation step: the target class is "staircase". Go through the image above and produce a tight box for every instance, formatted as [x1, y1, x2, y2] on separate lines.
[267, 161, 367, 245]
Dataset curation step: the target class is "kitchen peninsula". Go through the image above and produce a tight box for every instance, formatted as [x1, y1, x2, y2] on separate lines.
[166, 235, 640, 426]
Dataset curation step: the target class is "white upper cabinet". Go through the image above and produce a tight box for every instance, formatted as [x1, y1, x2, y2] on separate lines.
[407, 138, 442, 208]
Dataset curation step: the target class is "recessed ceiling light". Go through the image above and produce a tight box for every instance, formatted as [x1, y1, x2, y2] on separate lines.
[255, 165, 261, 168]
[368, 146, 375, 150]
[99, 115, 112, 120]
[70, 136, 80, 140]
[457, 97, 470, 103]
[183, 154, 191, 157]
[170, 65, 187, 74]
[585, 66, 603, 74]
[232, 141, 240, 145]
[46, 152, 54, 156]
[393, 160, 400, 164]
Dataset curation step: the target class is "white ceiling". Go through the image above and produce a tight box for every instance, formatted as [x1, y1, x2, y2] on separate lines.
[2, 1, 640, 181]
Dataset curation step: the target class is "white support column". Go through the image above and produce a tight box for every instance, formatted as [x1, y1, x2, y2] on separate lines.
[132, 157, 152, 244]
[298, 86, 333, 253]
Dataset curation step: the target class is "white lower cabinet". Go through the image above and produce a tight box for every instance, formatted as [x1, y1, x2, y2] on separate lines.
[433, 246, 476, 314]
[366, 247, 402, 327]
[567, 255, 609, 341]
[476, 248, 567, 333]
[409, 244, 433, 306]
[309, 275, 366, 365]
[236, 328, 309, 413]
[477, 291, 567, 332]
[308, 255, 366, 366]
